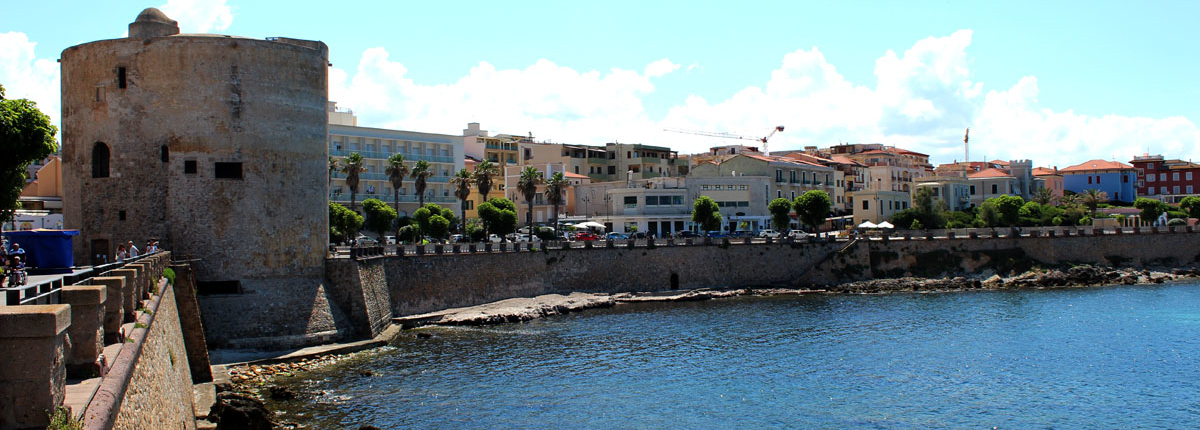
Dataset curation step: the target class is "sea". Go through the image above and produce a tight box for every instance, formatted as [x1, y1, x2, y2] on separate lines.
[267, 281, 1200, 429]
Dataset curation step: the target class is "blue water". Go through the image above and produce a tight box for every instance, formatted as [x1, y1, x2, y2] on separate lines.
[270, 282, 1200, 429]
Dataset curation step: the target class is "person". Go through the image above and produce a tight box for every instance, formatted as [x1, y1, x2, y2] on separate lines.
[146, 240, 156, 253]
[116, 244, 128, 262]
[127, 240, 140, 258]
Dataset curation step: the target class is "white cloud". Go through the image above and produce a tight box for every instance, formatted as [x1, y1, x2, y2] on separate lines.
[0, 32, 61, 129]
[331, 29, 1199, 167]
[158, 0, 234, 33]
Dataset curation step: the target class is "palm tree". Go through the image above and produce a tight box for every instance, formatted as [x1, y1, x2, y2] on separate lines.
[450, 168, 474, 234]
[544, 172, 569, 237]
[327, 156, 339, 190]
[1032, 187, 1054, 206]
[517, 166, 543, 242]
[384, 153, 409, 215]
[1081, 189, 1108, 218]
[340, 152, 366, 212]
[474, 159, 498, 202]
[411, 160, 434, 208]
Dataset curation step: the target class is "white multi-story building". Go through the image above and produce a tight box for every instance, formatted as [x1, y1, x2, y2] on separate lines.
[327, 103, 465, 216]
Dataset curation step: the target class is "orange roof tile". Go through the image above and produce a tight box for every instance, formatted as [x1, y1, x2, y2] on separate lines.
[968, 168, 1014, 179]
[1032, 167, 1059, 176]
[563, 171, 588, 179]
[1060, 159, 1133, 173]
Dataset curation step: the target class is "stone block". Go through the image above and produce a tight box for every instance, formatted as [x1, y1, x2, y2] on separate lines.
[0, 305, 69, 430]
[107, 269, 139, 321]
[60, 286, 107, 371]
[89, 276, 126, 340]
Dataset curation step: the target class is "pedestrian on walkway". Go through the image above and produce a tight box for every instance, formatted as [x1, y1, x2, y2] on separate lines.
[127, 241, 140, 258]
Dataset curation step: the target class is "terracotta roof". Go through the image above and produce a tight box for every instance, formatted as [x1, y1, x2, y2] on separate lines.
[858, 149, 895, 156]
[830, 155, 864, 166]
[896, 149, 929, 157]
[968, 168, 1014, 179]
[563, 171, 588, 179]
[1032, 167, 1059, 176]
[1060, 159, 1134, 173]
[989, 159, 1011, 166]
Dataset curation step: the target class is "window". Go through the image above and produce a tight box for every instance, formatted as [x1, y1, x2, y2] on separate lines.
[777, 190, 782, 198]
[991, 184, 998, 194]
[214, 162, 243, 179]
[1174, 186, 1180, 194]
[1148, 187, 1155, 195]
[1148, 163, 1154, 169]
[1161, 187, 1167, 194]
[1148, 174, 1156, 182]
[574, 166, 579, 174]
[624, 196, 637, 206]
[1160, 173, 1166, 181]
[888, 201, 893, 210]
[702, 185, 711, 190]
[117, 67, 126, 89]
[776, 169, 783, 182]
[1188, 172, 1194, 181]
[184, 160, 197, 174]
[92, 142, 110, 178]
[160, 145, 169, 163]
[1087, 176, 1092, 184]
[737, 201, 749, 207]
[608, 166, 616, 175]
[1188, 186, 1194, 194]
[647, 196, 659, 205]
[970, 185, 976, 195]
[903, 202, 909, 209]
[672, 196, 683, 205]
[118, 210, 126, 221]
[1173, 172, 1180, 181]
[627, 151, 632, 159]
[1096, 175, 1100, 184]
[791, 191, 795, 199]
[862, 200, 869, 210]
[609, 152, 616, 160]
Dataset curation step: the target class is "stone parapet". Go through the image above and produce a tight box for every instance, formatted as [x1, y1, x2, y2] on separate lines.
[90, 277, 127, 343]
[106, 269, 139, 322]
[0, 304, 71, 429]
[61, 286, 108, 376]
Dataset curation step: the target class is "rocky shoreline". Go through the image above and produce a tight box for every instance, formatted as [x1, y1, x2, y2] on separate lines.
[831, 265, 1199, 294]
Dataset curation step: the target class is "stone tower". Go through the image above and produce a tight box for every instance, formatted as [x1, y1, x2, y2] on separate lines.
[61, 8, 347, 348]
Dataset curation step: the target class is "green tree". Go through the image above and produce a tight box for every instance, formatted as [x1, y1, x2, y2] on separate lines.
[411, 159, 433, 208]
[1181, 196, 1200, 219]
[1, 83, 58, 223]
[340, 152, 366, 212]
[946, 210, 975, 229]
[361, 198, 397, 239]
[1081, 189, 1108, 218]
[1135, 197, 1170, 224]
[474, 159, 498, 202]
[1018, 201, 1044, 226]
[427, 214, 450, 239]
[979, 200, 1001, 228]
[328, 202, 363, 243]
[544, 172, 569, 236]
[910, 219, 924, 230]
[384, 153, 409, 216]
[793, 190, 832, 232]
[449, 168, 473, 233]
[767, 197, 793, 231]
[1032, 187, 1054, 205]
[990, 195, 1025, 226]
[517, 166, 543, 242]
[891, 209, 919, 230]
[411, 203, 449, 241]
[478, 197, 517, 239]
[691, 196, 722, 233]
[911, 187, 947, 229]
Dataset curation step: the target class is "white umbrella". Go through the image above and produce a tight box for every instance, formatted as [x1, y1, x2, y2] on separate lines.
[877, 221, 895, 229]
[857, 221, 878, 229]
[577, 221, 606, 229]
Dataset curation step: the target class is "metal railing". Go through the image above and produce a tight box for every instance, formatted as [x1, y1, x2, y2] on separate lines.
[330, 149, 455, 164]
[2, 251, 164, 306]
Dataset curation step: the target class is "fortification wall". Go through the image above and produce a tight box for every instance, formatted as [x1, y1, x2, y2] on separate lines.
[110, 281, 195, 430]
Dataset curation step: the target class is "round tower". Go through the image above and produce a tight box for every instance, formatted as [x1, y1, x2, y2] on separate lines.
[61, 9, 337, 347]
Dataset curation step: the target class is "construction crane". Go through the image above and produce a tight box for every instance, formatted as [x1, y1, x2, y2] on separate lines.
[664, 126, 785, 156]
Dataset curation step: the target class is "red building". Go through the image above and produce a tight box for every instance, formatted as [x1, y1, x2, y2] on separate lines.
[1130, 154, 1200, 202]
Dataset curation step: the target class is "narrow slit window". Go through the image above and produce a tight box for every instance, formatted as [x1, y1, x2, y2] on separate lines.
[117, 67, 127, 89]
[160, 145, 169, 163]
[184, 160, 197, 174]
[214, 162, 243, 179]
[92, 142, 110, 178]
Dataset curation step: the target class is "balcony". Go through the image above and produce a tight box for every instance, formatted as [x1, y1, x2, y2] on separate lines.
[485, 143, 518, 151]
[641, 156, 665, 164]
[329, 193, 456, 204]
[331, 172, 451, 182]
[588, 156, 609, 163]
[330, 149, 454, 164]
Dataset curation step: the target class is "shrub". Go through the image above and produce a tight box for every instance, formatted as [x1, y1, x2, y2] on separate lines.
[1078, 216, 1092, 226]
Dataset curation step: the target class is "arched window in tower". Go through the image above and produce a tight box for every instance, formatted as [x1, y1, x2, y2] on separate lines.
[161, 145, 169, 163]
[92, 142, 110, 178]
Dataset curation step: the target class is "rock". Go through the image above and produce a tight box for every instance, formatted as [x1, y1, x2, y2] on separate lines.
[416, 332, 432, 339]
[357, 369, 375, 377]
[359, 426, 383, 430]
[267, 385, 296, 400]
[210, 391, 276, 430]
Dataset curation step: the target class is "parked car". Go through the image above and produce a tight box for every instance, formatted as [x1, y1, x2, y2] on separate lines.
[507, 233, 541, 243]
[757, 229, 781, 239]
[383, 235, 397, 244]
[488, 234, 503, 243]
[607, 232, 630, 240]
[787, 230, 811, 239]
[731, 230, 755, 238]
[449, 234, 465, 243]
[574, 232, 600, 241]
[705, 231, 728, 238]
[631, 232, 649, 240]
[676, 231, 700, 239]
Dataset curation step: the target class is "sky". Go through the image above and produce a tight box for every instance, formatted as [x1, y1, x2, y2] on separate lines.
[3, 0, 1199, 167]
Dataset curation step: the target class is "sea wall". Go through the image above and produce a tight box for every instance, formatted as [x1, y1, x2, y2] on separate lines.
[325, 230, 1200, 330]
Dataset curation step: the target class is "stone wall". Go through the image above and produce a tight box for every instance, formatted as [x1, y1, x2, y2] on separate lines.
[110, 281, 196, 430]
[324, 231, 1200, 330]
